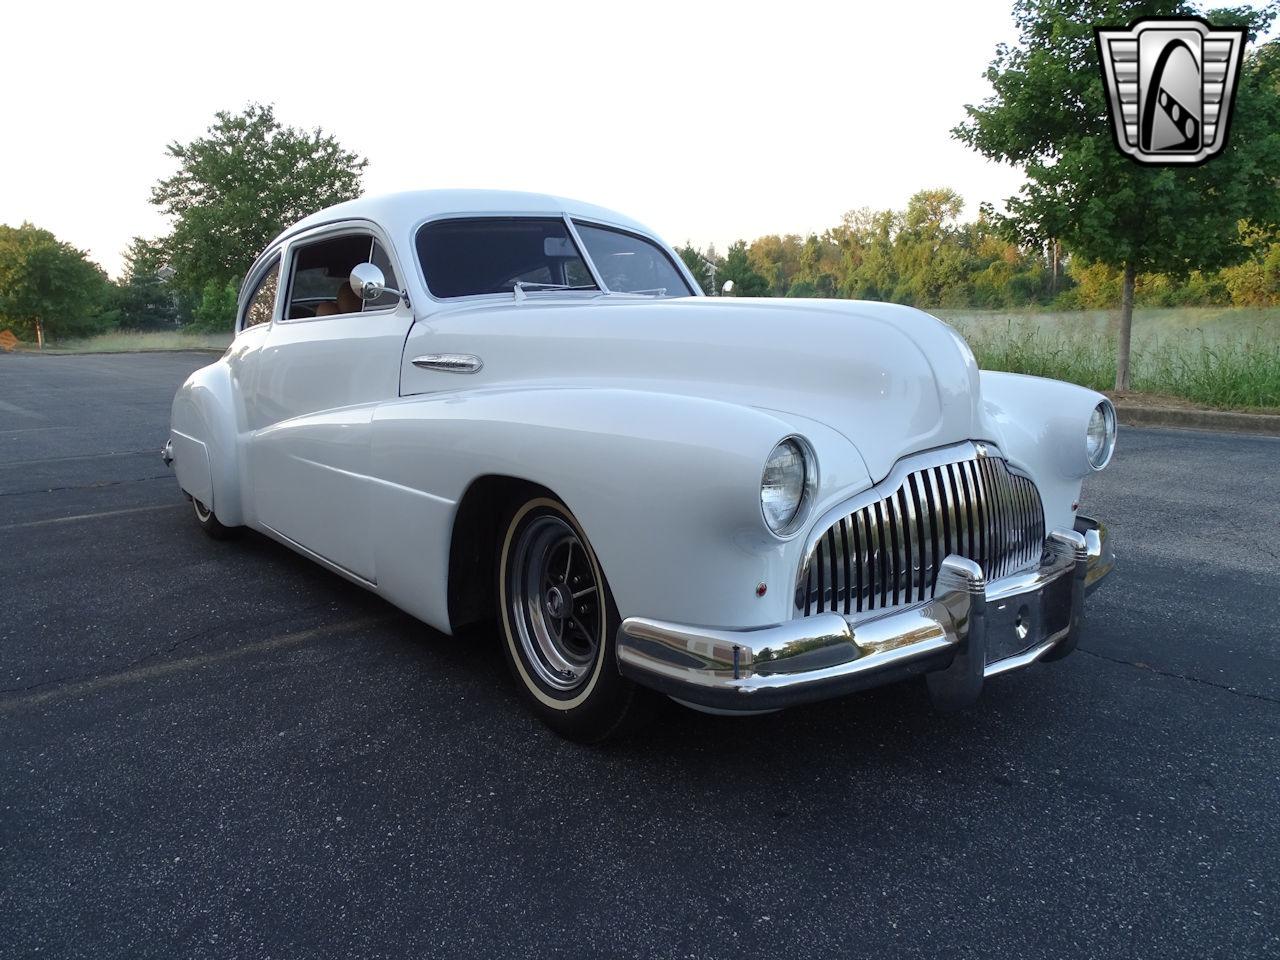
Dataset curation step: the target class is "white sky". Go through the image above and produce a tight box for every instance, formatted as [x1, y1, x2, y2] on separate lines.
[2, 0, 1027, 278]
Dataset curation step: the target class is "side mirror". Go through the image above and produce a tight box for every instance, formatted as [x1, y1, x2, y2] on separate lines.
[349, 262, 388, 302]
[721, 280, 735, 296]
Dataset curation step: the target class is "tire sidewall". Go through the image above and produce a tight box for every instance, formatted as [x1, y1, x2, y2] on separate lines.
[498, 496, 632, 733]
[192, 496, 236, 540]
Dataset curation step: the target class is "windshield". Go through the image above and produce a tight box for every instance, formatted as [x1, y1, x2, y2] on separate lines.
[572, 221, 693, 296]
[416, 218, 598, 298]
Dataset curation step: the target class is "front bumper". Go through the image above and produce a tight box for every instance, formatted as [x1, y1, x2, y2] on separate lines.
[616, 515, 1114, 713]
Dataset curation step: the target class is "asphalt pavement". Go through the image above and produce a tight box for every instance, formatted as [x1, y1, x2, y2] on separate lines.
[1, 351, 1277, 959]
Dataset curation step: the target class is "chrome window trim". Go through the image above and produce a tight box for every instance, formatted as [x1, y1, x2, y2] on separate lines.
[407, 210, 701, 303]
[275, 220, 408, 327]
[568, 217, 699, 297]
[562, 215, 607, 292]
[236, 250, 284, 335]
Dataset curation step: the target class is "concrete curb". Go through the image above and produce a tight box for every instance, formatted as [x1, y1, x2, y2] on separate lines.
[1115, 403, 1280, 437]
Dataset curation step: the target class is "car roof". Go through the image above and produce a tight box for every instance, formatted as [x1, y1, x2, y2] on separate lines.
[271, 189, 662, 249]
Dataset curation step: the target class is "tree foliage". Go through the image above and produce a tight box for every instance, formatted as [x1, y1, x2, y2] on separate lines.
[151, 103, 367, 304]
[0, 223, 113, 345]
[719, 241, 771, 296]
[675, 243, 713, 293]
[953, 0, 1280, 387]
[191, 279, 239, 332]
[115, 236, 178, 330]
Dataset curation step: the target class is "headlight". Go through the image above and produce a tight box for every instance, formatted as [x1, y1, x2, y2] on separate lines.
[1086, 400, 1117, 470]
[761, 437, 815, 535]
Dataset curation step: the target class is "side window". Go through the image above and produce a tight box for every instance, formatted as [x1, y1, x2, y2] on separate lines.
[368, 241, 401, 310]
[242, 259, 280, 329]
[571, 222, 693, 296]
[285, 233, 402, 319]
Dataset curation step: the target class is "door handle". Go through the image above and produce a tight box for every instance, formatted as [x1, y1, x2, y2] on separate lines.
[411, 354, 484, 374]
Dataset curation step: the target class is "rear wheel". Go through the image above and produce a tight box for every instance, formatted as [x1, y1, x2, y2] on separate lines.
[191, 496, 239, 540]
[497, 496, 641, 742]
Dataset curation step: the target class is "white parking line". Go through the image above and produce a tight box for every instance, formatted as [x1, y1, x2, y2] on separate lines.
[0, 616, 387, 713]
[0, 503, 183, 531]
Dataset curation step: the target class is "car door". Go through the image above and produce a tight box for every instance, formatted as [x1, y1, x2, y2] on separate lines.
[245, 223, 411, 582]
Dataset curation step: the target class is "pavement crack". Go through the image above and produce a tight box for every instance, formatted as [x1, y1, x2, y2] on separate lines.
[0, 449, 160, 468]
[0, 605, 332, 697]
[0, 474, 171, 497]
[0, 614, 391, 714]
[1077, 647, 1280, 706]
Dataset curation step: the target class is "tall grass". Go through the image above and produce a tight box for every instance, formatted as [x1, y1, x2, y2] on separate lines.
[16, 311, 1280, 410]
[24, 330, 231, 354]
[950, 317, 1280, 410]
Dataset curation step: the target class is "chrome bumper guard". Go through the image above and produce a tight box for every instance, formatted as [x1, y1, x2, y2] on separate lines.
[616, 516, 1113, 713]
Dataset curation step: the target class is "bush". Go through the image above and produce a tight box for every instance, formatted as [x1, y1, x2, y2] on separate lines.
[191, 279, 238, 332]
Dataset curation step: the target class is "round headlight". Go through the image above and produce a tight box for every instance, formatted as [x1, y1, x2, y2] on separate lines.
[1086, 400, 1117, 470]
[761, 438, 814, 535]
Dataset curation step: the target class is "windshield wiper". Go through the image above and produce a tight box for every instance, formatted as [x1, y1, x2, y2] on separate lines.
[512, 281, 597, 301]
[598, 287, 667, 298]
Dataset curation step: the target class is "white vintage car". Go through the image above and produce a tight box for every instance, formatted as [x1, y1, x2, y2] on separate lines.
[165, 190, 1116, 741]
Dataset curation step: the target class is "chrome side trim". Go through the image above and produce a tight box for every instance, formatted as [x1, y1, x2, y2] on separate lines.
[257, 521, 377, 589]
[411, 353, 484, 374]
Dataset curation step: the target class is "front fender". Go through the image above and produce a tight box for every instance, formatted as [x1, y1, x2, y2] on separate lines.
[170, 359, 243, 526]
[978, 371, 1108, 534]
[369, 387, 865, 628]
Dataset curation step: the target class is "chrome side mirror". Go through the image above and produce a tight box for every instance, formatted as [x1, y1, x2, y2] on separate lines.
[721, 280, 735, 296]
[349, 262, 411, 308]
[350, 262, 388, 301]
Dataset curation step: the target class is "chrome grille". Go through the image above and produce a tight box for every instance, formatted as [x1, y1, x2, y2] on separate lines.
[796, 453, 1045, 617]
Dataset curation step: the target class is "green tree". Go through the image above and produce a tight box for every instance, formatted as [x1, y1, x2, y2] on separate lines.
[151, 103, 367, 306]
[719, 240, 771, 296]
[191, 279, 239, 332]
[748, 234, 805, 296]
[116, 236, 178, 329]
[675, 242, 714, 294]
[955, 0, 1280, 390]
[0, 223, 113, 347]
[1219, 221, 1280, 305]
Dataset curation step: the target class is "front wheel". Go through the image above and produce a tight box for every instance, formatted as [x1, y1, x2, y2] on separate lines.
[497, 496, 642, 742]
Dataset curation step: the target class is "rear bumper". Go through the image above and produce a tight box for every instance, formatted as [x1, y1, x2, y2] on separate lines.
[616, 515, 1113, 713]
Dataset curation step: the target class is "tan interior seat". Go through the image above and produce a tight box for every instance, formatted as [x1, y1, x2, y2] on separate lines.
[336, 283, 362, 314]
[313, 283, 363, 317]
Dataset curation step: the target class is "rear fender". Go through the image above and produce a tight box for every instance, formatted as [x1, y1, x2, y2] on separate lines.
[170, 360, 243, 526]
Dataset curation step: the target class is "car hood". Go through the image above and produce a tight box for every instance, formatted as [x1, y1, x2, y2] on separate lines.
[416, 296, 984, 482]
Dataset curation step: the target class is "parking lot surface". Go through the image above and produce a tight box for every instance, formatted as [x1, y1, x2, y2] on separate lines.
[2, 351, 1277, 959]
